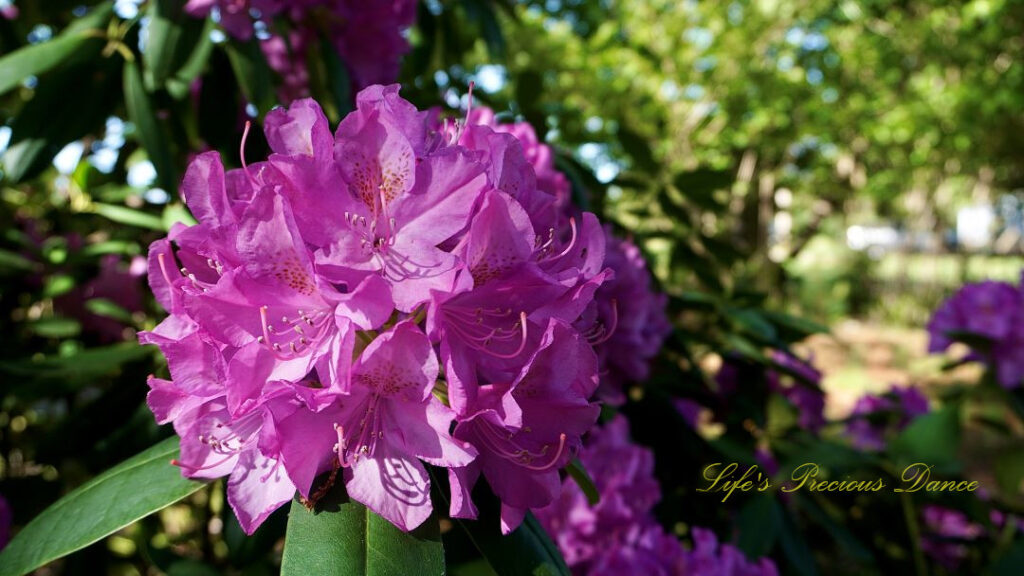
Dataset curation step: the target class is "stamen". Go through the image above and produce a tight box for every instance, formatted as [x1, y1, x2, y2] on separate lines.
[520, 434, 567, 471]
[476, 423, 569, 471]
[240, 120, 256, 187]
[485, 311, 529, 359]
[589, 299, 619, 345]
[156, 252, 177, 289]
[554, 217, 578, 259]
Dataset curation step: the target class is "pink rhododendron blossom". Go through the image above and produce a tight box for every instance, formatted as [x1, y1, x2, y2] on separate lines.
[185, 0, 416, 100]
[462, 107, 671, 404]
[536, 416, 778, 576]
[927, 279, 1024, 387]
[845, 384, 929, 451]
[920, 505, 982, 571]
[143, 85, 620, 534]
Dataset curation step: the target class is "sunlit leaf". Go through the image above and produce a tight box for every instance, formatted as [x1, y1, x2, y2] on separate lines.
[0, 437, 206, 576]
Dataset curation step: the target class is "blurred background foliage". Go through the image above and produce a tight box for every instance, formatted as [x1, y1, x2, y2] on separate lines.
[0, 0, 1022, 575]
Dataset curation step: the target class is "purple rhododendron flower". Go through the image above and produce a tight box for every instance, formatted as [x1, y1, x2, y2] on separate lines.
[536, 416, 777, 575]
[463, 107, 671, 404]
[846, 384, 929, 451]
[768, 352, 826, 432]
[186, 0, 416, 100]
[185, 0, 282, 40]
[55, 254, 146, 342]
[584, 230, 672, 404]
[0, 494, 10, 551]
[927, 279, 1024, 388]
[142, 85, 617, 534]
[920, 505, 982, 571]
[681, 527, 779, 576]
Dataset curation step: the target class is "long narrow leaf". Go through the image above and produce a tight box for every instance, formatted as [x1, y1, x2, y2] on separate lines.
[0, 437, 206, 576]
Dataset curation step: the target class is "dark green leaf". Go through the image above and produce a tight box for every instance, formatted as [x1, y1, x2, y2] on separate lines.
[762, 310, 829, 338]
[166, 17, 216, 99]
[3, 53, 120, 182]
[0, 3, 112, 95]
[0, 437, 206, 576]
[889, 406, 961, 469]
[93, 202, 166, 230]
[735, 495, 778, 558]
[320, 34, 353, 120]
[617, 127, 657, 172]
[993, 448, 1024, 497]
[27, 317, 80, 338]
[224, 40, 274, 114]
[85, 298, 135, 323]
[725, 307, 777, 343]
[430, 469, 569, 576]
[124, 62, 178, 193]
[143, 0, 186, 89]
[990, 539, 1024, 576]
[673, 167, 733, 196]
[566, 459, 600, 506]
[458, 512, 569, 576]
[0, 248, 39, 273]
[776, 500, 820, 576]
[0, 342, 153, 384]
[281, 495, 444, 576]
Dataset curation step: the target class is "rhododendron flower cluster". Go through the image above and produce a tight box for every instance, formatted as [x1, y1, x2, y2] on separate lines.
[927, 278, 1024, 388]
[535, 416, 778, 576]
[844, 385, 929, 451]
[460, 107, 672, 405]
[919, 505, 982, 571]
[185, 0, 416, 100]
[141, 85, 627, 535]
[767, 351, 826, 432]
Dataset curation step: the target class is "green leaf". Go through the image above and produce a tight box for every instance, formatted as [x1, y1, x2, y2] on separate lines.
[725, 307, 777, 343]
[42, 274, 75, 298]
[990, 539, 1024, 576]
[124, 62, 178, 193]
[673, 167, 733, 195]
[566, 459, 600, 506]
[617, 127, 657, 172]
[0, 437, 206, 576]
[320, 34, 353, 120]
[761, 311, 829, 338]
[85, 298, 135, 323]
[224, 40, 274, 114]
[281, 494, 444, 576]
[143, 0, 184, 88]
[0, 3, 112, 95]
[162, 202, 198, 230]
[775, 500, 820, 576]
[888, 406, 961, 469]
[166, 17, 216, 99]
[461, 0, 505, 58]
[3, 53, 121, 183]
[463, 513, 569, 576]
[993, 448, 1024, 497]
[92, 202, 166, 230]
[27, 317, 81, 338]
[0, 343, 153, 393]
[735, 495, 779, 558]
[429, 469, 569, 576]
